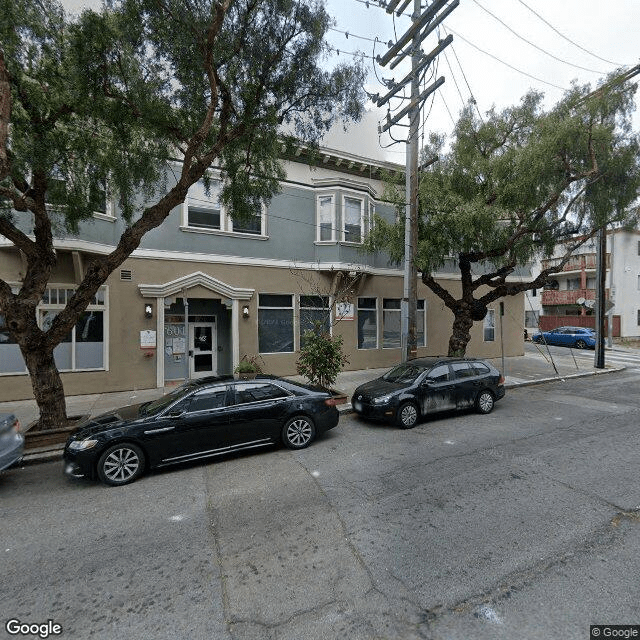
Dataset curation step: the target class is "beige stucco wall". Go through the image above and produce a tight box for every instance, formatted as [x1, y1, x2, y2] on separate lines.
[0, 252, 524, 401]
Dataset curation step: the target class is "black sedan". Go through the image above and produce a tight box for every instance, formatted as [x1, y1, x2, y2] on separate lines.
[64, 375, 340, 486]
[351, 357, 505, 428]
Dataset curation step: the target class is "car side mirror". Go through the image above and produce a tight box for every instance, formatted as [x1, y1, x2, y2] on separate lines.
[422, 378, 434, 386]
[166, 409, 186, 418]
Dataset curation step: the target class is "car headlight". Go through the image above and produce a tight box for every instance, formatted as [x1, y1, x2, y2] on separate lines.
[372, 395, 393, 405]
[68, 438, 99, 451]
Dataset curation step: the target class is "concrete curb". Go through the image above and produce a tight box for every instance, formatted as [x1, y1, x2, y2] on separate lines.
[18, 365, 626, 467]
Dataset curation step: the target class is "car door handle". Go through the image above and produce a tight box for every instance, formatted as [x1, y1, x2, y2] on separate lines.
[144, 426, 176, 434]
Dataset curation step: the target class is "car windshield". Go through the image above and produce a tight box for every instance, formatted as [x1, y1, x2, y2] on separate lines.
[382, 363, 428, 384]
[140, 384, 196, 416]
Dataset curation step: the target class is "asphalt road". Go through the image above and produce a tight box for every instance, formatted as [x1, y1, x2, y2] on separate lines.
[2, 370, 640, 640]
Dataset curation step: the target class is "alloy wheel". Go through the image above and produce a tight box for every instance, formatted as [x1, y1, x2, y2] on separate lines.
[102, 447, 141, 483]
[285, 417, 313, 448]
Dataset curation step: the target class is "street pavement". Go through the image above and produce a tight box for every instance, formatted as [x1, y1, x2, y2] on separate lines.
[2, 369, 640, 640]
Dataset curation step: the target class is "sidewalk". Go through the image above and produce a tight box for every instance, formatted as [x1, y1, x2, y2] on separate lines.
[3, 346, 627, 465]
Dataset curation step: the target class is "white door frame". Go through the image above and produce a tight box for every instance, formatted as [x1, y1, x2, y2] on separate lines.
[189, 320, 217, 378]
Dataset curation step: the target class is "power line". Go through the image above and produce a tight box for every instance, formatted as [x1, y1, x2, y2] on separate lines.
[445, 27, 566, 91]
[514, 0, 625, 67]
[470, 0, 608, 75]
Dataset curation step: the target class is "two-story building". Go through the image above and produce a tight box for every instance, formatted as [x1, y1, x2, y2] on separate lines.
[0, 142, 525, 401]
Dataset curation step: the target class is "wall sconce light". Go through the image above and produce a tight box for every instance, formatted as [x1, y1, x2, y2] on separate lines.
[144, 303, 153, 319]
[242, 305, 250, 319]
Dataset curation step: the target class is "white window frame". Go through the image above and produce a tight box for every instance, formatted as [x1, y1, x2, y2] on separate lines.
[228, 202, 267, 236]
[357, 297, 378, 350]
[258, 293, 294, 354]
[483, 309, 496, 342]
[382, 298, 402, 349]
[316, 194, 336, 243]
[92, 181, 116, 220]
[367, 201, 376, 235]
[417, 299, 427, 347]
[0, 285, 109, 376]
[298, 295, 332, 350]
[342, 194, 364, 244]
[182, 170, 266, 238]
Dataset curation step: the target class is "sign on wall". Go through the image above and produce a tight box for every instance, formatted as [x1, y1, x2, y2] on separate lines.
[140, 330, 157, 349]
[336, 302, 355, 321]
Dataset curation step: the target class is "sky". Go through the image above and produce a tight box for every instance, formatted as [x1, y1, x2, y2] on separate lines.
[60, 0, 640, 164]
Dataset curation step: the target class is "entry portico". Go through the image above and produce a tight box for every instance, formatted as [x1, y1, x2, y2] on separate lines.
[138, 271, 254, 387]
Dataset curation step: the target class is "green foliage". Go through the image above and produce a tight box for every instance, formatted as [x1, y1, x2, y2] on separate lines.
[366, 75, 640, 357]
[369, 81, 639, 277]
[296, 322, 349, 390]
[234, 354, 264, 374]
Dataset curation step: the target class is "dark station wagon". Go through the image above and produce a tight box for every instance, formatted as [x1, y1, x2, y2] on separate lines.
[351, 357, 505, 428]
[64, 375, 340, 486]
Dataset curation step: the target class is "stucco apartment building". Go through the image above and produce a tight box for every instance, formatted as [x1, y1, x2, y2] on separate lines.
[0, 144, 525, 402]
[527, 228, 640, 338]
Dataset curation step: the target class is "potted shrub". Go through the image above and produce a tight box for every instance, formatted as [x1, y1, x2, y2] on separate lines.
[234, 354, 264, 380]
[296, 323, 349, 402]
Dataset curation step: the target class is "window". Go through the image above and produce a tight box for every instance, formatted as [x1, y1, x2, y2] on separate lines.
[357, 297, 377, 349]
[637, 309, 640, 326]
[525, 310, 539, 328]
[383, 298, 401, 348]
[472, 362, 491, 375]
[3, 287, 109, 374]
[187, 178, 222, 230]
[343, 196, 363, 243]
[230, 207, 263, 235]
[417, 300, 426, 347]
[234, 383, 289, 404]
[531, 288, 537, 297]
[258, 294, 294, 353]
[367, 202, 376, 235]
[317, 195, 335, 242]
[483, 309, 495, 342]
[566, 278, 581, 291]
[189, 388, 227, 412]
[451, 362, 476, 379]
[299, 296, 330, 348]
[637, 240, 640, 256]
[185, 176, 264, 235]
[427, 365, 449, 383]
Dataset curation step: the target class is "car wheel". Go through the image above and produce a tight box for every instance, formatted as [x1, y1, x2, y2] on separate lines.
[282, 416, 316, 450]
[575, 339, 587, 349]
[476, 390, 495, 414]
[396, 402, 419, 429]
[97, 443, 145, 486]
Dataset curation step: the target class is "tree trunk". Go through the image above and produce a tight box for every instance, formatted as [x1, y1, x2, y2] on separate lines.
[448, 308, 474, 357]
[23, 348, 68, 431]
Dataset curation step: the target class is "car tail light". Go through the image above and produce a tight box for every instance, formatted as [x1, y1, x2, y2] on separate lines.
[324, 398, 341, 407]
[12, 418, 21, 433]
[498, 375, 505, 386]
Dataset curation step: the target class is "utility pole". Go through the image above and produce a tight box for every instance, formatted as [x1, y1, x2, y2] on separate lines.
[374, 0, 457, 362]
[594, 226, 606, 368]
[403, 0, 421, 362]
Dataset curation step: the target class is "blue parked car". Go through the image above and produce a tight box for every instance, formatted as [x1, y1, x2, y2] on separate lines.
[532, 326, 596, 349]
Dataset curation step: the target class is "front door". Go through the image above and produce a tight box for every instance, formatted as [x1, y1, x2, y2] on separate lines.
[189, 321, 217, 378]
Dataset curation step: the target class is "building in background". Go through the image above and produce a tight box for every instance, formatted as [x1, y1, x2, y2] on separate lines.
[0, 142, 525, 402]
[535, 229, 640, 338]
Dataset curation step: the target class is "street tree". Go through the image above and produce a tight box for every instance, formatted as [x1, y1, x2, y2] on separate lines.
[367, 78, 640, 356]
[0, 0, 365, 429]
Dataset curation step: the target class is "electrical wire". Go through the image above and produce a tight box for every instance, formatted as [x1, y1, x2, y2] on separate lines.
[445, 27, 566, 91]
[514, 0, 625, 67]
[470, 0, 608, 75]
